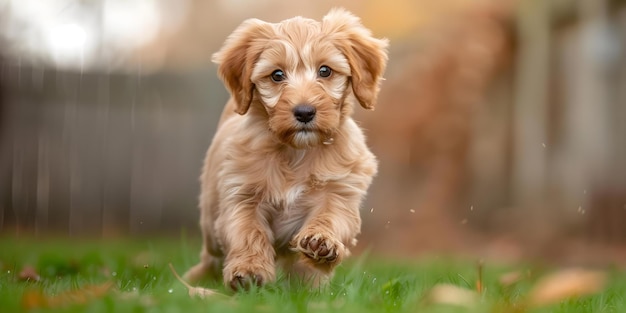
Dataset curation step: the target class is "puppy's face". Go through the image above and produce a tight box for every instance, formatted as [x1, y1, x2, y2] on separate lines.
[213, 8, 388, 148]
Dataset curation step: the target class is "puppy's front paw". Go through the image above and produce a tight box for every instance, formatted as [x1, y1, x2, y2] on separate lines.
[223, 263, 274, 291]
[292, 233, 344, 264]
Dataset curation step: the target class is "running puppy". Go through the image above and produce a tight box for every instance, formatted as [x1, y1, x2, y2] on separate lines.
[185, 8, 388, 290]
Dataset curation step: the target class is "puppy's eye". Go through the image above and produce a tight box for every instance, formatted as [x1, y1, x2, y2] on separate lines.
[271, 70, 285, 82]
[318, 65, 332, 78]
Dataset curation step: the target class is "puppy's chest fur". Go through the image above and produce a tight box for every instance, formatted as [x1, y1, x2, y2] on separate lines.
[267, 161, 326, 207]
[259, 151, 334, 250]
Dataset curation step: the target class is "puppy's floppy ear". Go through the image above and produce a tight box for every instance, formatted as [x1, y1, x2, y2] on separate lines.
[212, 19, 275, 115]
[322, 8, 388, 110]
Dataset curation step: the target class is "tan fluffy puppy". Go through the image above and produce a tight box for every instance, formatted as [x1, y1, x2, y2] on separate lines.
[185, 8, 388, 291]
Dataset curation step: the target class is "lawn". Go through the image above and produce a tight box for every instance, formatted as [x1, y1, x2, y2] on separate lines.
[1, 235, 624, 313]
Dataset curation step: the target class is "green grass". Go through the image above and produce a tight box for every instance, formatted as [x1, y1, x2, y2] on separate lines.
[1, 235, 625, 313]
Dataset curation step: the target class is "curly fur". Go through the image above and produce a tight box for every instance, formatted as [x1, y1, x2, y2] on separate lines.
[184, 8, 388, 290]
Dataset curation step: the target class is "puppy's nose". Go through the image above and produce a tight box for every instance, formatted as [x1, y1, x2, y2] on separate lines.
[293, 104, 316, 123]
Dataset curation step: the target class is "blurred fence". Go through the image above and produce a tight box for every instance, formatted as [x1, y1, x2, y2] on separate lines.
[0, 63, 227, 236]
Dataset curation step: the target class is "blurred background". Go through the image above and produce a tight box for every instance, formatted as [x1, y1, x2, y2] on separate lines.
[1, 0, 625, 264]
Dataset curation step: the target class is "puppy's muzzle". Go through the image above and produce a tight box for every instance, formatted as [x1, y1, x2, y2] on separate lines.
[293, 104, 316, 124]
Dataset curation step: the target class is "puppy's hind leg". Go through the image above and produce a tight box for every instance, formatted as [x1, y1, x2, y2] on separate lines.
[184, 246, 222, 284]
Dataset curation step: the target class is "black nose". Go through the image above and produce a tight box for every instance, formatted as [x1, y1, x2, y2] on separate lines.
[293, 104, 316, 123]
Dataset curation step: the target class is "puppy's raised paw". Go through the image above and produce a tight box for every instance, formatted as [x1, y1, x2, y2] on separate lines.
[292, 233, 345, 264]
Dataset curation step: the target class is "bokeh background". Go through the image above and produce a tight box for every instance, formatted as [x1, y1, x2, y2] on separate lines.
[1, 0, 625, 264]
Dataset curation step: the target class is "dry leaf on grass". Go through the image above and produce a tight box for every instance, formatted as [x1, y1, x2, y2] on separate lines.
[21, 282, 113, 310]
[498, 270, 523, 287]
[527, 268, 607, 307]
[425, 284, 479, 307]
[168, 263, 226, 299]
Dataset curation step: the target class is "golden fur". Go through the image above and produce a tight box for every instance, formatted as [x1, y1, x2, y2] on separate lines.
[184, 8, 388, 290]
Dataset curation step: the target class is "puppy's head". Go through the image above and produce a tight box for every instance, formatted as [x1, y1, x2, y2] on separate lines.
[213, 8, 388, 148]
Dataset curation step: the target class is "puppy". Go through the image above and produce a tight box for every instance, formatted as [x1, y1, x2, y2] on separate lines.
[184, 8, 388, 291]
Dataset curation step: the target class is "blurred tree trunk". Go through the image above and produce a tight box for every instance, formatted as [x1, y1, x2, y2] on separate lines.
[511, 0, 550, 206]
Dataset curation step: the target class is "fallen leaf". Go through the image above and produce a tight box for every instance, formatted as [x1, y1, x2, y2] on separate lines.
[21, 290, 48, 309]
[19, 265, 41, 282]
[498, 271, 523, 287]
[22, 282, 113, 309]
[168, 263, 225, 299]
[527, 268, 606, 307]
[188, 285, 221, 298]
[426, 284, 479, 307]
